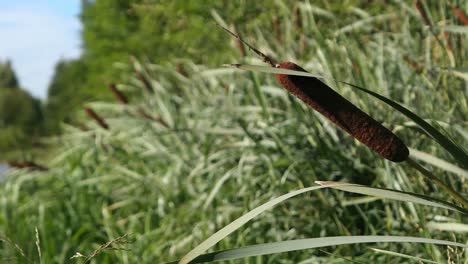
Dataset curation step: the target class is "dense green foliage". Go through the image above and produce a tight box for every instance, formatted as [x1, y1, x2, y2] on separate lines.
[0, 61, 43, 159]
[1, 0, 467, 263]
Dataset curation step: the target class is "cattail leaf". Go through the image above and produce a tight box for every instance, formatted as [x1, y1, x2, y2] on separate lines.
[315, 181, 465, 213]
[178, 184, 339, 264]
[226, 64, 468, 168]
[172, 236, 467, 263]
[409, 148, 468, 179]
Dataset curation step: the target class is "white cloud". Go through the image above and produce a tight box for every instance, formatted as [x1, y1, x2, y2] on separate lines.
[0, 4, 81, 99]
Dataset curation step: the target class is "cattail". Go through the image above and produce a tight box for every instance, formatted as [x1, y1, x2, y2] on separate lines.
[137, 72, 154, 94]
[414, 0, 431, 26]
[108, 83, 128, 104]
[449, 4, 468, 25]
[84, 107, 109, 130]
[7, 161, 47, 171]
[232, 24, 246, 57]
[275, 62, 409, 162]
[137, 107, 168, 127]
[217, 24, 409, 162]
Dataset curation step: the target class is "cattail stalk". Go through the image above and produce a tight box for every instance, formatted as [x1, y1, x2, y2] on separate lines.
[108, 83, 128, 104]
[84, 107, 109, 130]
[406, 158, 468, 207]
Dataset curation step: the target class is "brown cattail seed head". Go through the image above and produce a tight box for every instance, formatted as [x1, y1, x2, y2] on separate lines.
[275, 62, 409, 162]
[108, 83, 128, 104]
[84, 107, 109, 130]
[7, 160, 47, 171]
[137, 107, 168, 127]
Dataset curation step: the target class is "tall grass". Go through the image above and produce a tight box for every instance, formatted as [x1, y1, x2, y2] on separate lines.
[0, 1, 466, 263]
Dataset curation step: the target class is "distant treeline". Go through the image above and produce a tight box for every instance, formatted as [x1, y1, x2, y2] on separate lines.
[1, 0, 291, 159]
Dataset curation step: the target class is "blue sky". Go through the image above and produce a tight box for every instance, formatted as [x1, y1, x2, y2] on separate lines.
[0, 0, 81, 99]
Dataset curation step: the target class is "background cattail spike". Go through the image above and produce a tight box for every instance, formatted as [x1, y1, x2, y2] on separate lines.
[84, 107, 109, 130]
[108, 83, 129, 104]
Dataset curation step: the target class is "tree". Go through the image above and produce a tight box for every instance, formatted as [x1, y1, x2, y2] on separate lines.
[0, 60, 19, 89]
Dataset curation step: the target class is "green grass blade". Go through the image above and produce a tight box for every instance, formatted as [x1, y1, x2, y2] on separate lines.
[180, 180, 465, 263]
[341, 82, 468, 169]
[178, 184, 343, 264]
[315, 181, 466, 214]
[172, 236, 467, 263]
